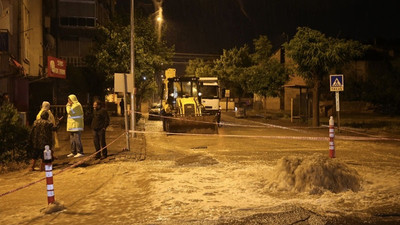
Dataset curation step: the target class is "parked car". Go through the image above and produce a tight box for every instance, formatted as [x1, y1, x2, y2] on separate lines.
[148, 103, 161, 120]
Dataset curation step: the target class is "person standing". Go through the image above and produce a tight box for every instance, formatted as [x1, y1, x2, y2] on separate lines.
[66, 94, 84, 158]
[119, 98, 124, 116]
[29, 111, 57, 171]
[36, 101, 59, 149]
[91, 100, 110, 159]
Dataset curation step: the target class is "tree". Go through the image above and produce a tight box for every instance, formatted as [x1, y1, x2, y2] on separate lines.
[214, 45, 252, 97]
[251, 35, 272, 64]
[86, 15, 174, 108]
[246, 60, 288, 98]
[284, 27, 366, 126]
[247, 36, 289, 103]
[186, 35, 289, 101]
[0, 103, 29, 163]
[185, 58, 214, 77]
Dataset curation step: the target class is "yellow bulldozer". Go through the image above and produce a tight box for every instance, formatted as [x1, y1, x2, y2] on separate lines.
[160, 71, 218, 134]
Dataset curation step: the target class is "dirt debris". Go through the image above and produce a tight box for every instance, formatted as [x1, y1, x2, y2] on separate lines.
[175, 154, 219, 167]
[217, 206, 328, 225]
[268, 154, 362, 194]
[40, 201, 65, 214]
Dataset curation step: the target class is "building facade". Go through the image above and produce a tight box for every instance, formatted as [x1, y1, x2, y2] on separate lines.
[40, 0, 114, 109]
[0, 0, 43, 112]
[1, 0, 114, 123]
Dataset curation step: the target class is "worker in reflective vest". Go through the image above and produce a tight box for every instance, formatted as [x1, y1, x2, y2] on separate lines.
[66, 94, 85, 158]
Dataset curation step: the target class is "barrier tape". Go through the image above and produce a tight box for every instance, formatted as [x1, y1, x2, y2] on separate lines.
[52, 132, 125, 176]
[2, 115, 399, 198]
[147, 111, 312, 132]
[147, 112, 219, 125]
[143, 112, 400, 141]
[0, 132, 126, 198]
[240, 120, 305, 133]
[144, 110, 400, 139]
[132, 129, 400, 142]
[144, 111, 306, 131]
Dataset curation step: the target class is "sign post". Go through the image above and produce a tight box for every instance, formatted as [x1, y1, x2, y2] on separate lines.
[114, 73, 132, 151]
[225, 89, 230, 112]
[335, 91, 340, 131]
[330, 75, 344, 131]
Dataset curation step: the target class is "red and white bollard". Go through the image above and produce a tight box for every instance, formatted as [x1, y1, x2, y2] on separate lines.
[329, 116, 336, 158]
[44, 145, 55, 204]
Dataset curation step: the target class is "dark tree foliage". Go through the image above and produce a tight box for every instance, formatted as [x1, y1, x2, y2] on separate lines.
[187, 35, 289, 99]
[86, 13, 174, 108]
[0, 103, 29, 163]
[284, 27, 367, 126]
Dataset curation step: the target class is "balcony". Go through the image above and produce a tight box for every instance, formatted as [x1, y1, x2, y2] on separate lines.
[61, 56, 87, 68]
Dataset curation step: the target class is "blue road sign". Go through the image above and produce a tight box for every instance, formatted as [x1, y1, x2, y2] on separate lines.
[330, 74, 344, 91]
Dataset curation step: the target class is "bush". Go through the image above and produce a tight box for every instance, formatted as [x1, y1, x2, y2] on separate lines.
[0, 103, 29, 164]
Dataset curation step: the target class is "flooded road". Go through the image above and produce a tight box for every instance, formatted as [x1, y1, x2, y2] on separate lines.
[1, 114, 400, 224]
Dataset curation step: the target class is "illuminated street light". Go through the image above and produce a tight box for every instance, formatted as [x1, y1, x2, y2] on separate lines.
[156, 6, 163, 42]
[156, 15, 163, 23]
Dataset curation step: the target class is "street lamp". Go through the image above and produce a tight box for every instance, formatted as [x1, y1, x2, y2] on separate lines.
[156, 7, 163, 42]
[156, 14, 162, 23]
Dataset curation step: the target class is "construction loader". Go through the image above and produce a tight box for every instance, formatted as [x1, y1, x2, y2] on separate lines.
[161, 74, 218, 134]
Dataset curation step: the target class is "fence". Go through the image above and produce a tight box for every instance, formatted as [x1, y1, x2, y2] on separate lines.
[50, 105, 91, 123]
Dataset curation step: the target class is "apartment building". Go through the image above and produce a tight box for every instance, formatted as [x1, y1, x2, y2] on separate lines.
[0, 0, 43, 112]
[1, 0, 114, 123]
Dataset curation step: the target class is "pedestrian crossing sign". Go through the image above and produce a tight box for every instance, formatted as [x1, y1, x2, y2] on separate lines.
[330, 74, 344, 91]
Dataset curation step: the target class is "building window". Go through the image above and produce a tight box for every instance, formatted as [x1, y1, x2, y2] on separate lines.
[0, 31, 9, 52]
[59, 17, 96, 27]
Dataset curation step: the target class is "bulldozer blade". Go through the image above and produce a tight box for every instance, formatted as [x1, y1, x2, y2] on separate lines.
[164, 116, 218, 134]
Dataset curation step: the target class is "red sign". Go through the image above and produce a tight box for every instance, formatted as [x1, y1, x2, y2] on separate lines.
[47, 56, 66, 79]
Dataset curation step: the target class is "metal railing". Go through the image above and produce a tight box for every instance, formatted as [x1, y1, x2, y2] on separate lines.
[60, 56, 86, 67]
[50, 105, 91, 123]
[50, 105, 67, 119]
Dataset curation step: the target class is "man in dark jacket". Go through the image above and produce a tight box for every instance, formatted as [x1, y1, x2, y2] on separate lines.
[91, 100, 110, 159]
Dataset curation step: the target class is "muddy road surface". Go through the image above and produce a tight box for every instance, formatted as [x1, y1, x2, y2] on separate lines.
[1, 114, 400, 224]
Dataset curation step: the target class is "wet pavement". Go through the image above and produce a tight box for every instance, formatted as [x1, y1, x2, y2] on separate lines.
[1, 111, 400, 224]
[52, 116, 145, 168]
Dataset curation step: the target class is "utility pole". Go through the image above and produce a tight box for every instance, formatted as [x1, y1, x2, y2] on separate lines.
[130, 0, 135, 137]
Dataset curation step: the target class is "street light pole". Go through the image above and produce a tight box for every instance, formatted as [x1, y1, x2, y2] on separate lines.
[156, 7, 163, 42]
[130, 0, 135, 137]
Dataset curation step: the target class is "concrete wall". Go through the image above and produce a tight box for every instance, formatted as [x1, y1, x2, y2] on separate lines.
[21, 0, 43, 77]
[220, 100, 235, 110]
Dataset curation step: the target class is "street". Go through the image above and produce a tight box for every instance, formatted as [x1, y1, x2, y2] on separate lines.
[0, 113, 400, 224]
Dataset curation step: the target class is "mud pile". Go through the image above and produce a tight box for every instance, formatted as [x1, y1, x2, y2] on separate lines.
[268, 154, 362, 194]
[41, 201, 65, 214]
[175, 154, 219, 167]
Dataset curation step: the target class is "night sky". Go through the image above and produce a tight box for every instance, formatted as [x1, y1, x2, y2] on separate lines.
[127, 0, 400, 54]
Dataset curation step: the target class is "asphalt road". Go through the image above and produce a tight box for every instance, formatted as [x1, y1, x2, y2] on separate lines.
[0, 112, 399, 224]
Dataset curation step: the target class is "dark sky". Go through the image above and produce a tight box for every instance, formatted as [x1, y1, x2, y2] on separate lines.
[126, 0, 400, 54]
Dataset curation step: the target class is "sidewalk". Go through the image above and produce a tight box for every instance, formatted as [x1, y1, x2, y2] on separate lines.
[222, 109, 311, 127]
[52, 116, 145, 169]
[222, 108, 400, 139]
